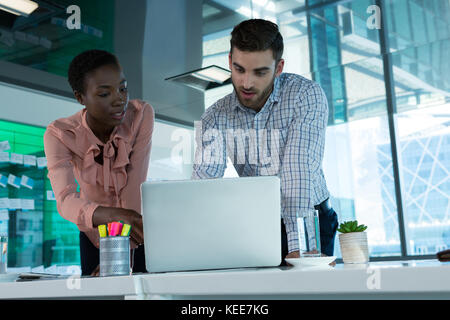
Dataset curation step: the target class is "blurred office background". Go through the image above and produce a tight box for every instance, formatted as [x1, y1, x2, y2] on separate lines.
[0, 0, 448, 272]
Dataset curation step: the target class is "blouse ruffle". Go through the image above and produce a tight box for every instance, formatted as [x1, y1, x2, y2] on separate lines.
[46, 100, 147, 203]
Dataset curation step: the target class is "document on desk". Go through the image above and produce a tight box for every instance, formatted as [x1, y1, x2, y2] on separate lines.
[17, 273, 69, 282]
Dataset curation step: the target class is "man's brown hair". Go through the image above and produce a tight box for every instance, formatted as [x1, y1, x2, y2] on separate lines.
[230, 19, 284, 61]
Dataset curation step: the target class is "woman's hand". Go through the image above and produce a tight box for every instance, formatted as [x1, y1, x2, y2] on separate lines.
[92, 206, 144, 246]
[91, 264, 100, 277]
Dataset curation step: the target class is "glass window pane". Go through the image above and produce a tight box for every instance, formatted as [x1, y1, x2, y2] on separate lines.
[393, 39, 450, 255]
[324, 116, 402, 258]
[395, 106, 450, 255]
[409, 1, 427, 45]
[149, 121, 196, 181]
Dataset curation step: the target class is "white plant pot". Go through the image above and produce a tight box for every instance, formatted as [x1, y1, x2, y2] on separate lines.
[339, 232, 369, 264]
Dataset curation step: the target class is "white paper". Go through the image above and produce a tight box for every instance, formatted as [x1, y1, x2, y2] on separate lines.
[37, 157, 47, 168]
[0, 141, 10, 152]
[0, 209, 8, 220]
[46, 190, 56, 201]
[20, 175, 34, 190]
[21, 199, 35, 210]
[7, 174, 20, 188]
[31, 265, 45, 273]
[0, 174, 7, 188]
[0, 152, 9, 162]
[23, 155, 36, 167]
[10, 153, 24, 165]
[0, 198, 9, 209]
[8, 199, 21, 210]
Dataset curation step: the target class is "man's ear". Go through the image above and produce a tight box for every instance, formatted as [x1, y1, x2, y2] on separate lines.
[228, 52, 232, 70]
[73, 91, 84, 105]
[275, 59, 284, 77]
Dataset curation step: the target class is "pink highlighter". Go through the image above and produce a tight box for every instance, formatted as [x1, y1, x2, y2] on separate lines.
[109, 222, 118, 236]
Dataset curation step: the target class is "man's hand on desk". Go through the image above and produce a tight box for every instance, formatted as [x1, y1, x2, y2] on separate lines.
[285, 250, 336, 267]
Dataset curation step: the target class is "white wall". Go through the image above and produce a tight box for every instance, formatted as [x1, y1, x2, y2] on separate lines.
[0, 81, 194, 180]
[0, 81, 81, 127]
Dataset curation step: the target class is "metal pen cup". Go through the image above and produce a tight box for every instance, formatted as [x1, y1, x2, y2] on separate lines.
[0, 235, 7, 274]
[99, 236, 130, 277]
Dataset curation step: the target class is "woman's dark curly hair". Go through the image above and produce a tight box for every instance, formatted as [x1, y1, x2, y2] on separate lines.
[68, 49, 120, 94]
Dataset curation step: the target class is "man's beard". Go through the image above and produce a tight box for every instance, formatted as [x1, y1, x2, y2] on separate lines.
[233, 75, 276, 111]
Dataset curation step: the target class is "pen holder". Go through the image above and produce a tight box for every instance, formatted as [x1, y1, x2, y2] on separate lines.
[99, 236, 130, 277]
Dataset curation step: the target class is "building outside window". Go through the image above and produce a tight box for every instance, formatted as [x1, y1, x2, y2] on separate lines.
[202, 0, 449, 259]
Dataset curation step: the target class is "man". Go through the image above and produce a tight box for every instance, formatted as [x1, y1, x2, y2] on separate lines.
[192, 19, 338, 264]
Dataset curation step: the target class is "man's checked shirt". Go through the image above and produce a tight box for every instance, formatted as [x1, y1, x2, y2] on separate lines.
[192, 73, 330, 253]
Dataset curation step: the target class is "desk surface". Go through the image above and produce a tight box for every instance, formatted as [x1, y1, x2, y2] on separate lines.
[1, 260, 449, 299]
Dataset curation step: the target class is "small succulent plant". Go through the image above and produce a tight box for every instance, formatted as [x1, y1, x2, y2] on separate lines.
[337, 220, 368, 233]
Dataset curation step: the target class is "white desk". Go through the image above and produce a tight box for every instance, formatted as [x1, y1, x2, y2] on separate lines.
[0, 260, 449, 300]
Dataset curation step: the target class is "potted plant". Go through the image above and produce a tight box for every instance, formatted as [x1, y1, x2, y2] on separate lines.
[338, 220, 369, 264]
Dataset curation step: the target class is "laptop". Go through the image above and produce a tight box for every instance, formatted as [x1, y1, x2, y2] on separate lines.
[141, 176, 281, 273]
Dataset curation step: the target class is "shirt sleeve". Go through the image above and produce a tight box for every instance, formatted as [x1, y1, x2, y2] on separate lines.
[191, 108, 227, 179]
[120, 103, 155, 213]
[280, 83, 329, 253]
[44, 129, 99, 232]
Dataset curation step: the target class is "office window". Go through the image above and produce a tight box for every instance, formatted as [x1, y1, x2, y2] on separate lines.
[392, 39, 450, 255]
[202, 0, 450, 259]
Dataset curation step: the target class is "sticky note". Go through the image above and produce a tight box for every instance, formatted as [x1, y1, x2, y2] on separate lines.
[0, 141, 10, 152]
[0, 174, 7, 188]
[8, 199, 21, 210]
[0, 198, 9, 210]
[46, 191, 56, 200]
[20, 176, 34, 190]
[7, 174, 21, 188]
[0, 152, 9, 163]
[23, 155, 37, 167]
[0, 209, 9, 220]
[21, 199, 35, 210]
[37, 157, 47, 169]
[10, 153, 24, 165]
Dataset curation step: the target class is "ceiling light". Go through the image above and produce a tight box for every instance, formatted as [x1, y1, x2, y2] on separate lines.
[0, 0, 38, 17]
[165, 65, 231, 92]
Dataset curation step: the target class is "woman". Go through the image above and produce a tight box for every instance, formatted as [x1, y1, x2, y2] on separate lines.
[44, 50, 154, 276]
